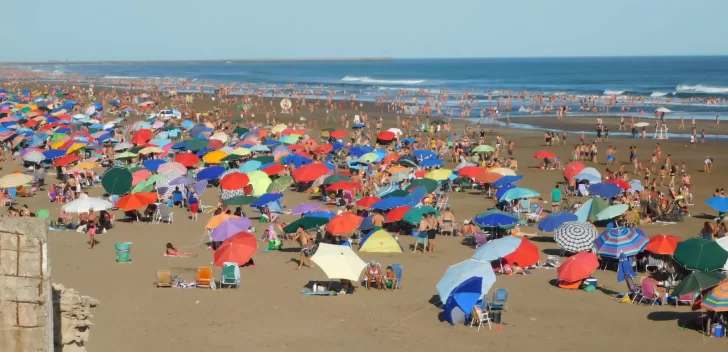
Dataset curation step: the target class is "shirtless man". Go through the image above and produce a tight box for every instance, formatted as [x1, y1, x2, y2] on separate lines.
[427, 213, 438, 253]
[293, 226, 315, 270]
[371, 211, 385, 231]
[413, 216, 429, 253]
[439, 206, 456, 236]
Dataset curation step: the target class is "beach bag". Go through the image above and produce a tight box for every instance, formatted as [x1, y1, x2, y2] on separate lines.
[620, 295, 633, 304]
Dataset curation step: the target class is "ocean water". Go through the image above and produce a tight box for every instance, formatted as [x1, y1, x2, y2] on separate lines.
[14, 56, 728, 120]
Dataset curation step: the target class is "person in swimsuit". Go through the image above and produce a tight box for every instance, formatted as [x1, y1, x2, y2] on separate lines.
[365, 260, 383, 290]
[427, 213, 438, 253]
[294, 226, 315, 269]
[165, 243, 196, 257]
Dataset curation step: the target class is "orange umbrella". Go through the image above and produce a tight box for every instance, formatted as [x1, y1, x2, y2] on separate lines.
[330, 130, 347, 139]
[115, 192, 158, 211]
[326, 213, 362, 235]
[205, 214, 240, 230]
[175, 153, 200, 167]
[475, 172, 503, 184]
[533, 150, 556, 159]
[557, 252, 599, 282]
[213, 231, 258, 267]
[503, 238, 540, 267]
[383, 153, 400, 165]
[563, 162, 585, 180]
[458, 166, 486, 178]
[644, 234, 681, 255]
[292, 163, 330, 182]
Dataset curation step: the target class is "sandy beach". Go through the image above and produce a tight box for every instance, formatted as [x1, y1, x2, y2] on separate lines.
[4, 81, 728, 351]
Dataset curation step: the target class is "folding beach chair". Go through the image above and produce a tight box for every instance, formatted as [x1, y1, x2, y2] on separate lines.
[435, 195, 449, 211]
[636, 278, 660, 306]
[195, 267, 214, 289]
[220, 262, 240, 289]
[474, 232, 488, 249]
[489, 288, 508, 311]
[156, 270, 173, 288]
[154, 204, 174, 224]
[470, 306, 492, 330]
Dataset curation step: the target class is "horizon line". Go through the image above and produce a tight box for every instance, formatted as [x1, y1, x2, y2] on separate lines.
[1, 54, 727, 65]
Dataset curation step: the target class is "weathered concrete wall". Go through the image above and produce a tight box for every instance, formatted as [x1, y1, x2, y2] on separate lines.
[0, 218, 53, 352]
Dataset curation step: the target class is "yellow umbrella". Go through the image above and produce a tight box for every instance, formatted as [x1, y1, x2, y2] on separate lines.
[231, 147, 251, 156]
[248, 171, 272, 196]
[0, 174, 33, 188]
[203, 150, 227, 164]
[51, 140, 68, 149]
[488, 167, 517, 176]
[139, 146, 163, 154]
[246, 170, 268, 183]
[75, 162, 98, 170]
[424, 168, 452, 181]
[359, 152, 379, 164]
[66, 143, 86, 155]
[271, 124, 287, 134]
[210, 132, 228, 143]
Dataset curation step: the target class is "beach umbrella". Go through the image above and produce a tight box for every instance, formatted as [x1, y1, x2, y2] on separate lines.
[114, 151, 137, 160]
[213, 231, 257, 267]
[267, 175, 294, 193]
[554, 222, 599, 253]
[358, 229, 403, 253]
[595, 204, 629, 221]
[644, 234, 681, 255]
[205, 214, 240, 230]
[673, 238, 728, 272]
[293, 163, 330, 182]
[563, 162, 585, 180]
[131, 169, 151, 186]
[271, 124, 287, 134]
[322, 174, 351, 185]
[436, 259, 496, 302]
[326, 181, 360, 192]
[419, 158, 444, 168]
[706, 196, 728, 213]
[538, 212, 578, 232]
[616, 252, 638, 283]
[443, 277, 484, 326]
[573, 198, 610, 223]
[634, 122, 650, 128]
[627, 180, 644, 194]
[702, 281, 728, 312]
[240, 160, 262, 173]
[197, 166, 226, 181]
[356, 196, 382, 208]
[232, 147, 252, 156]
[533, 150, 556, 159]
[220, 172, 250, 190]
[54, 154, 82, 167]
[311, 243, 366, 281]
[397, 156, 418, 168]
[500, 187, 540, 202]
[503, 238, 540, 267]
[472, 236, 521, 262]
[170, 176, 195, 185]
[491, 175, 523, 187]
[223, 195, 258, 206]
[0, 173, 33, 188]
[424, 169, 452, 181]
[472, 145, 494, 153]
[101, 167, 133, 195]
[405, 179, 437, 193]
[594, 227, 649, 258]
[61, 197, 113, 213]
[43, 149, 66, 159]
[283, 216, 329, 233]
[605, 178, 631, 190]
[306, 211, 336, 220]
[456, 166, 486, 178]
[290, 203, 325, 215]
[371, 196, 412, 211]
[402, 206, 440, 225]
[250, 193, 283, 207]
[115, 192, 158, 211]
[557, 252, 599, 282]
[210, 218, 253, 242]
[671, 272, 725, 297]
[488, 167, 516, 177]
[326, 213, 362, 235]
[413, 150, 436, 160]
[386, 206, 411, 222]
[475, 172, 503, 184]
[472, 209, 518, 230]
[203, 150, 227, 164]
[140, 159, 163, 172]
[22, 151, 45, 163]
[158, 161, 187, 176]
[588, 183, 622, 198]
[262, 164, 285, 176]
[174, 153, 200, 168]
[248, 172, 272, 196]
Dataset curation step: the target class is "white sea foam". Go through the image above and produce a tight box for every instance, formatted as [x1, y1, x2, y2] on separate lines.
[603, 90, 625, 95]
[676, 84, 728, 94]
[341, 75, 425, 85]
[650, 92, 669, 97]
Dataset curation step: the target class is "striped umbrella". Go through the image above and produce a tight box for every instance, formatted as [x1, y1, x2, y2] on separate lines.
[594, 227, 649, 258]
[26, 133, 49, 147]
[158, 161, 187, 176]
[628, 179, 644, 194]
[554, 221, 599, 253]
[703, 281, 728, 312]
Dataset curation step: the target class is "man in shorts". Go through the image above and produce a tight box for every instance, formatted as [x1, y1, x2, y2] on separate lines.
[551, 184, 563, 213]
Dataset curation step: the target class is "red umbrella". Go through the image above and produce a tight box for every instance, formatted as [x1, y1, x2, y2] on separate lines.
[458, 166, 486, 178]
[326, 181, 360, 191]
[330, 130, 347, 139]
[377, 131, 395, 141]
[315, 144, 333, 154]
[644, 234, 681, 255]
[131, 128, 153, 145]
[563, 162, 585, 180]
[356, 196, 382, 208]
[325, 213, 362, 235]
[213, 231, 258, 266]
[53, 154, 82, 167]
[292, 163, 330, 182]
[115, 192, 158, 211]
[386, 206, 411, 222]
[534, 150, 556, 159]
[207, 139, 224, 150]
[262, 164, 285, 176]
[557, 252, 599, 282]
[174, 153, 200, 168]
[605, 178, 631, 190]
[220, 172, 250, 190]
[475, 172, 503, 184]
[414, 170, 427, 178]
[503, 238, 540, 267]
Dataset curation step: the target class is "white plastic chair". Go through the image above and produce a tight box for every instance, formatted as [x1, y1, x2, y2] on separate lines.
[155, 204, 174, 224]
[470, 306, 492, 330]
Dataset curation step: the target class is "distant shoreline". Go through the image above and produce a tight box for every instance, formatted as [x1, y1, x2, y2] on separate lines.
[0, 57, 394, 65]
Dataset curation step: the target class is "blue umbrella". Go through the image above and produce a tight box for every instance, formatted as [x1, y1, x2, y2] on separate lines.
[538, 212, 578, 232]
[588, 182, 622, 198]
[250, 193, 284, 207]
[171, 142, 189, 150]
[43, 149, 66, 159]
[180, 120, 194, 130]
[419, 158, 444, 168]
[371, 196, 411, 210]
[472, 210, 518, 229]
[142, 159, 165, 172]
[26, 133, 49, 147]
[349, 146, 372, 158]
[472, 236, 521, 261]
[170, 176, 195, 185]
[352, 123, 365, 129]
[444, 276, 483, 326]
[495, 183, 516, 199]
[262, 139, 279, 146]
[499, 187, 540, 202]
[413, 150, 436, 160]
[628, 179, 644, 194]
[331, 142, 345, 152]
[707, 196, 728, 213]
[251, 144, 270, 152]
[195, 148, 214, 157]
[285, 154, 312, 168]
[491, 175, 523, 187]
[240, 160, 262, 173]
[197, 166, 226, 181]
[401, 137, 415, 145]
[305, 211, 335, 220]
[408, 186, 427, 203]
[616, 252, 637, 283]
[359, 216, 375, 231]
[575, 173, 601, 184]
[436, 259, 496, 302]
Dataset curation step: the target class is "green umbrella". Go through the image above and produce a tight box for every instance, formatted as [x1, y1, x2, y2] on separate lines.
[267, 175, 293, 193]
[674, 238, 728, 272]
[588, 197, 610, 223]
[115, 151, 138, 159]
[398, 158, 418, 167]
[232, 127, 249, 136]
[280, 135, 299, 145]
[146, 174, 168, 185]
[359, 152, 379, 164]
[223, 195, 259, 206]
[595, 204, 629, 221]
[102, 167, 133, 195]
[129, 166, 145, 173]
[472, 145, 494, 153]
[222, 154, 243, 162]
[130, 146, 144, 154]
[283, 216, 329, 233]
[21, 106, 31, 113]
[253, 155, 274, 164]
[323, 174, 352, 185]
[382, 190, 410, 198]
[184, 138, 209, 151]
[232, 118, 244, 123]
[402, 206, 440, 224]
[51, 133, 69, 142]
[670, 271, 725, 297]
[406, 179, 438, 193]
[131, 181, 155, 193]
[321, 128, 335, 132]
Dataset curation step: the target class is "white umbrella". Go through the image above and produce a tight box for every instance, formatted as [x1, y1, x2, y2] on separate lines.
[655, 107, 672, 113]
[387, 128, 403, 136]
[22, 151, 45, 163]
[210, 132, 229, 143]
[114, 142, 133, 151]
[61, 197, 113, 213]
[311, 243, 366, 281]
[0, 173, 33, 188]
[634, 122, 650, 127]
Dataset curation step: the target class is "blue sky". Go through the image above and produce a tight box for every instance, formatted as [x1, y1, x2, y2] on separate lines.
[2, 0, 726, 62]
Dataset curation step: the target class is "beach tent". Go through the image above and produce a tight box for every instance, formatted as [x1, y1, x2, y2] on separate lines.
[359, 229, 403, 253]
[443, 276, 483, 326]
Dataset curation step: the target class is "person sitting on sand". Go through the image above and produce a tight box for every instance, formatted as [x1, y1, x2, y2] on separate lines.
[165, 243, 196, 257]
[384, 265, 397, 290]
[365, 260, 383, 290]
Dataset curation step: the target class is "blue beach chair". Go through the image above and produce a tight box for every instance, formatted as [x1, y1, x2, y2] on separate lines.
[490, 288, 508, 311]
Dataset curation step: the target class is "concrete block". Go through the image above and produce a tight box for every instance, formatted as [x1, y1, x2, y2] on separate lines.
[0, 276, 41, 302]
[18, 302, 42, 327]
[19, 235, 41, 254]
[18, 250, 41, 278]
[0, 301, 18, 327]
[0, 231, 18, 249]
[0, 249, 18, 276]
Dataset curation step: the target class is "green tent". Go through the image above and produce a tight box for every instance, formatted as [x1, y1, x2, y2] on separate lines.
[402, 206, 440, 224]
[283, 216, 329, 234]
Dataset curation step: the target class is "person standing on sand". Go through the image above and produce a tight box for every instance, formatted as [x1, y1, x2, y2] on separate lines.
[427, 213, 438, 253]
[294, 226, 315, 270]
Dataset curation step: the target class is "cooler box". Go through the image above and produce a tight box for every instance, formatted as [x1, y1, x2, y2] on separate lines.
[115, 242, 132, 263]
[585, 278, 598, 289]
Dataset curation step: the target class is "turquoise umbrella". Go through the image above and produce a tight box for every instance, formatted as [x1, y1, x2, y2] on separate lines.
[499, 187, 540, 202]
[595, 204, 629, 221]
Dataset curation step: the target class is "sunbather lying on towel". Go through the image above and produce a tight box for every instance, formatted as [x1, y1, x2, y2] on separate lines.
[165, 243, 196, 257]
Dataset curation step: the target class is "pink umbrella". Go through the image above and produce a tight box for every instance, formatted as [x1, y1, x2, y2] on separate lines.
[158, 161, 187, 176]
[132, 169, 152, 186]
[151, 120, 165, 129]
